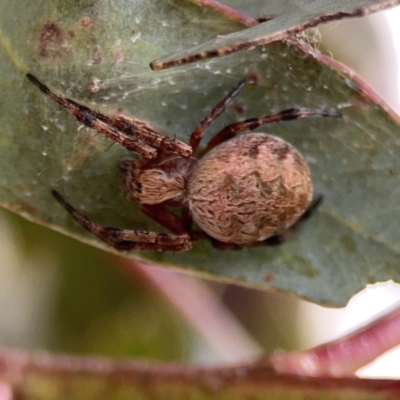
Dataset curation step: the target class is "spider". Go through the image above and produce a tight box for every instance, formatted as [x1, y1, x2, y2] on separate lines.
[27, 73, 339, 252]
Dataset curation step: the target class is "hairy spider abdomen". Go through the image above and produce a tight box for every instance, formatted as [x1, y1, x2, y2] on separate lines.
[188, 133, 312, 244]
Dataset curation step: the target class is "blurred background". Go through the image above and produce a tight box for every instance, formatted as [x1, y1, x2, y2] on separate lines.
[0, 3, 399, 378]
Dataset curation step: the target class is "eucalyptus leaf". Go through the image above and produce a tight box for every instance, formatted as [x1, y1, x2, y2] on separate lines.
[151, 0, 400, 69]
[1, 0, 400, 306]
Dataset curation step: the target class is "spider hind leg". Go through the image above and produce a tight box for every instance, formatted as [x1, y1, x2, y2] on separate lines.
[52, 190, 193, 252]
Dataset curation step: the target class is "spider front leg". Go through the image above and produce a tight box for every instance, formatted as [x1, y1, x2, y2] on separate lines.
[189, 79, 246, 152]
[52, 191, 193, 252]
[110, 113, 191, 156]
[202, 108, 341, 155]
[27, 74, 191, 159]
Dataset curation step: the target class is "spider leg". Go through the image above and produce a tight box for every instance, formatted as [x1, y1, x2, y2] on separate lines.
[187, 230, 243, 250]
[189, 80, 246, 152]
[140, 204, 188, 235]
[209, 239, 243, 251]
[110, 113, 192, 157]
[202, 108, 341, 155]
[27, 74, 191, 158]
[52, 190, 192, 252]
[181, 207, 193, 232]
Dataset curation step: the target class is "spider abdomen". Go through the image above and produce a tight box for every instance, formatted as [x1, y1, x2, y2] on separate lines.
[188, 133, 312, 244]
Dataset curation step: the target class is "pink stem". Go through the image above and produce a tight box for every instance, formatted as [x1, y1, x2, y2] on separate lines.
[0, 384, 12, 400]
[184, 0, 257, 27]
[271, 302, 400, 376]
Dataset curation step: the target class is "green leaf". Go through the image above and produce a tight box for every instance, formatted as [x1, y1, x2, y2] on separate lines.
[1, 0, 400, 306]
[151, 0, 400, 69]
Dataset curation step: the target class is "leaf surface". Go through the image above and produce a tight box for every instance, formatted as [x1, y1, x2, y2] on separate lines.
[151, 0, 400, 69]
[1, 0, 400, 306]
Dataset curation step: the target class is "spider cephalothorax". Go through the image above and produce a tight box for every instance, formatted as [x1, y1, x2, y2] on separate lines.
[28, 74, 338, 252]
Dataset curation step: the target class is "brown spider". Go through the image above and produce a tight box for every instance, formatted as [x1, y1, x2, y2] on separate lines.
[27, 74, 339, 252]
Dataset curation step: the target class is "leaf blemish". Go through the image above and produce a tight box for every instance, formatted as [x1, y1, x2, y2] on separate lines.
[37, 21, 70, 60]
